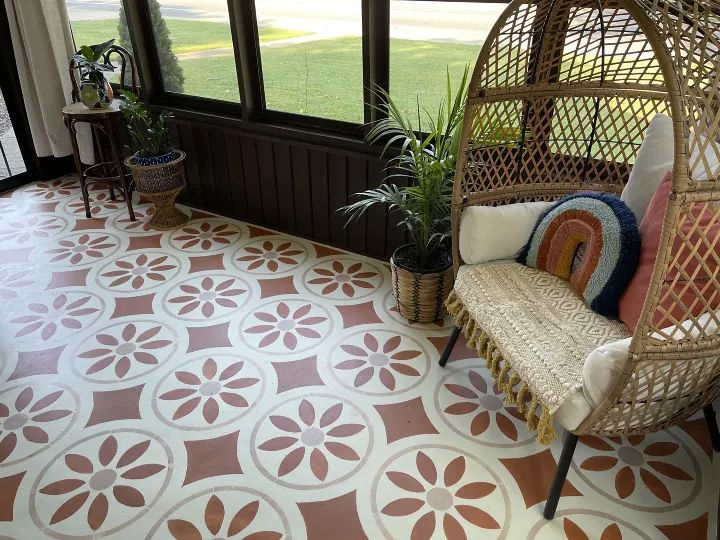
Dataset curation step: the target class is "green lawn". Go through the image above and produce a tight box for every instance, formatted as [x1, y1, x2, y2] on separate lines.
[71, 19, 308, 54]
[71, 18, 483, 123]
[180, 36, 481, 122]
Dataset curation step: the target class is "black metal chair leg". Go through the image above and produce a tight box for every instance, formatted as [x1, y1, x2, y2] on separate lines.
[704, 405, 720, 452]
[544, 432, 579, 520]
[439, 327, 461, 367]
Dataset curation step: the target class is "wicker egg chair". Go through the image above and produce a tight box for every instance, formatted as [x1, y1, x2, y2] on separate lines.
[438, 0, 720, 519]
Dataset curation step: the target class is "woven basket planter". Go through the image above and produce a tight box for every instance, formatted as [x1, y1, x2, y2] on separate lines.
[125, 150, 189, 231]
[390, 245, 454, 323]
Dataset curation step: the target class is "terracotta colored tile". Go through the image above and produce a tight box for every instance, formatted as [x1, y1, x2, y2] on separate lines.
[374, 397, 439, 444]
[313, 243, 345, 258]
[272, 356, 325, 393]
[0, 471, 25, 521]
[111, 293, 156, 318]
[188, 253, 225, 273]
[85, 384, 144, 427]
[258, 276, 298, 299]
[190, 208, 215, 220]
[656, 513, 709, 539]
[71, 217, 107, 231]
[183, 431, 242, 485]
[127, 233, 163, 251]
[46, 268, 90, 289]
[676, 417, 714, 458]
[298, 491, 368, 540]
[336, 301, 383, 328]
[9, 345, 65, 380]
[500, 448, 582, 509]
[28, 201, 59, 213]
[426, 333, 478, 363]
[187, 322, 232, 352]
[247, 224, 277, 237]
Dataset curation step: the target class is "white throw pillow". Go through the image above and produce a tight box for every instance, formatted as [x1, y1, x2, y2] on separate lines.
[621, 114, 674, 223]
[690, 131, 720, 181]
[458, 201, 552, 265]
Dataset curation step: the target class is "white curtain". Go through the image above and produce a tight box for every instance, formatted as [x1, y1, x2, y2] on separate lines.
[4, 0, 93, 163]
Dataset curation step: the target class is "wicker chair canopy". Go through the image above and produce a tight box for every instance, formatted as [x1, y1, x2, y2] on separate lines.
[448, 0, 720, 445]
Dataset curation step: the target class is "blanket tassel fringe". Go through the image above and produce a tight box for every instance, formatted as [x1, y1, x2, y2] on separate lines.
[445, 291, 556, 445]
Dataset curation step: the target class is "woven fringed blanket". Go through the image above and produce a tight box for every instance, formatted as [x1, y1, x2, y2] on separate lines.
[447, 262, 630, 444]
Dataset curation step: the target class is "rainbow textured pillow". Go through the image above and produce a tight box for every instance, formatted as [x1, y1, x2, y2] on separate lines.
[518, 193, 641, 318]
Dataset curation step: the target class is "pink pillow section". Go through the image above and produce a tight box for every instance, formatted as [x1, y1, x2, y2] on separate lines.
[619, 171, 720, 331]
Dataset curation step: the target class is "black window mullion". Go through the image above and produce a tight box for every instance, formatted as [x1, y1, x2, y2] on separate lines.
[363, 0, 390, 126]
[229, 0, 263, 121]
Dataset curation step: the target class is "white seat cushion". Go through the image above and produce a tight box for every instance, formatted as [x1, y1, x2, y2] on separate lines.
[556, 310, 720, 430]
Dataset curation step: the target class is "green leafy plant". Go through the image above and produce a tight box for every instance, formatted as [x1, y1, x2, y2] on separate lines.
[71, 39, 115, 86]
[118, 91, 173, 159]
[341, 66, 469, 269]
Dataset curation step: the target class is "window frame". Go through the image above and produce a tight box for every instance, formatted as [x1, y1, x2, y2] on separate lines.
[111, 0, 507, 141]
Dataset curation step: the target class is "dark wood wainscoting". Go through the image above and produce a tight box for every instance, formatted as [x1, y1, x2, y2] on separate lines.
[167, 115, 406, 261]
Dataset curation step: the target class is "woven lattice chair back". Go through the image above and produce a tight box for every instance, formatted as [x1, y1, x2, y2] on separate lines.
[453, 0, 720, 437]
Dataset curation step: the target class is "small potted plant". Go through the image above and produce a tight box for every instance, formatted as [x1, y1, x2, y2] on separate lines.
[71, 39, 116, 109]
[341, 67, 469, 323]
[119, 91, 188, 230]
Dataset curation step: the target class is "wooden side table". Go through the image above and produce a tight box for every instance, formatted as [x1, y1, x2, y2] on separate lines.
[62, 100, 135, 221]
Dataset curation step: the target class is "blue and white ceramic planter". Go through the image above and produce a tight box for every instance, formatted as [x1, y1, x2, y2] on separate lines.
[133, 150, 177, 166]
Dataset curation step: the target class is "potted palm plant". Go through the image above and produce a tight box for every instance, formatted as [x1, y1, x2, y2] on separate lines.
[119, 91, 188, 230]
[341, 67, 469, 323]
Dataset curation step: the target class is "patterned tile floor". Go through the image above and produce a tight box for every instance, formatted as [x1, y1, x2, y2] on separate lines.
[0, 176, 718, 540]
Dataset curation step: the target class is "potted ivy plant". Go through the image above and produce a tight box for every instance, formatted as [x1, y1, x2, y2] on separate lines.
[119, 91, 188, 230]
[71, 39, 116, 109]
[341, 67, 469, 323]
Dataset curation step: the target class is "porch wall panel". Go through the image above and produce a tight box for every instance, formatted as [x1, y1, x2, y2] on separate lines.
[169, 115, 403, 260]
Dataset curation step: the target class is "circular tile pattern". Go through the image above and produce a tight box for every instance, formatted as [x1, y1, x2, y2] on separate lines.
[147, 486, 291, 539]
[152, 355, 264, 431]
[96, 253, 181, 293]
[30, 429, 173, 538]
[8, 291, 104, 343]
[527, 509, 654, 539]
[0, 264, 49, 306]
[0, 215, 68, 246]
[62, 190, 127, 218]
[372, 445, 510, 540]
[233, 237, 308, 274]
[111, 205, 158, 234]
[43, 232, 121, 267]
[251, 394, 373, 489]
[18, 178, 80, 201]
[239, 299, 332, 354]
[169, 219, 243, 253]
[571, 432, 702, 511]
[328, 329, 430, 396]
[161, 274, 251, 321]
[71, 320, 179, 383]
[434, 367, 535, 448]
[0, 383, 79, 467]
[303, 258, 384, 300]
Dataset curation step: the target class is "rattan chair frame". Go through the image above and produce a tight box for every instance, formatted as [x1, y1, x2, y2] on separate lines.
[443, 0, 720, 451]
